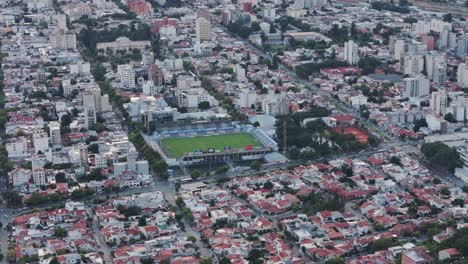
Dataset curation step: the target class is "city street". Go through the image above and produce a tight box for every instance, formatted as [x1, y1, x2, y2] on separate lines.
[0, 207, 10, 264]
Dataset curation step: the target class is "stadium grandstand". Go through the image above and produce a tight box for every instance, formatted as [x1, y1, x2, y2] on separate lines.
[149, 121, 278, 166]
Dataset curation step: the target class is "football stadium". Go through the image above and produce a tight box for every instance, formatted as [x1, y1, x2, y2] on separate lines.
[150, 121, 278, 166]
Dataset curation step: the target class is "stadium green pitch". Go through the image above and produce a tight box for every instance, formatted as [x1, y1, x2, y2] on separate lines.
[161, 133, 262, 158]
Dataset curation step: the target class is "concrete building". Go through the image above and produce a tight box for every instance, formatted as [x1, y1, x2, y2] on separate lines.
[426, 113, 447, 132]
[262, 92, 289, 116]
[402, 75, 430, 98]
[455, 140, 468, 183]
[56, 14, 67, 31]
[62, 79, 74, 96]
[118, 64, 136, 90]
[430, 91, 448, 115]
[82, 88, 111, 113]
[392, 38, 407, 61]
[33, 132, 49, 155]
[235, 64, 247, 82]
[113, 152, 149, 178]
[94, 154, 107, 169]
[432, 62, 447, 87]
[344, 40, 359, 65]
[148, 64, 164, 85]
[32, 156, 47, 186]
[412, 19, 451, 34]
[196, 17, 212, 42]
[69, 62, 91, 75]
[8, 168, 31, 187]
[85, 107, 97, 130]
[263, 5, 276, 19]
[52, 30, 77, 50]
[6, 137, 28, 158]
[403, 54, 424, 75]
[152, 17, 177, 33]
[49, 121, 62, 147]
[27, 0, 53, 9]
[127, 95, 177, 122]
[141, 50, 154, 67]
[438, 27, 450, 50]
[401, 248, 434, 264]
[350, 95, 368, 108]
[451, 94, 468, 122]
[420, 34, 435, 50]
[237, 89, 258, 109]
[142, 80, 160, 96]
[457, 61, 468, 88]
[197, 6, 210, 19]
[176, 88, 218, 109]
[294, 0, 305, 9]
[456, 33, 468, 57]
[128, 0, 152, 16]
[96, 37, 150, 53]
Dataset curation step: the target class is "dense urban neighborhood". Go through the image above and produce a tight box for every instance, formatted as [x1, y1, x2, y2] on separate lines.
[0, 0, 468, 263]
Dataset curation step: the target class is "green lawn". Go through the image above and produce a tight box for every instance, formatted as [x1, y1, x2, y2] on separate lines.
[161, 133, 262, 158]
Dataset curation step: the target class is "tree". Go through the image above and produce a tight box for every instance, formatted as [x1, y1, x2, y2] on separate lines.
[71, 188, 95, 199]
[55, 172, 67, 183]
[250, 160, 262, 171]
[444, 113, 457, 123]
[413, 118, 427, 132]
[463, 186, 468, 193]
[198, 101, 210, 110]
[154, 160, 168, 177]
[442, 13, 452, 23]
[390, 156, 402, 166]
[360, 105, 370, 119]
[191, 169, 201, 179]
[87, 168, 106, 181]
[271, 56, 279, 70]
[399, 0, 409, 6]
[253, 121, 260, 127]
[341, 164, 353, 177]
[25, 193, 49, 207]
[118, 205, 142, 218]
[439, 187, 450, 196]
[2, 190, 23, 208]
[432, 178, 441, 184]
[325, 257, 345, 264]
[94, 122, 106, 133]
[49, 257, 59, 264]
[216, 165, 229, 175]
[251, 21, 261, 32]
[263, 181, 274, 190]
[140, 258, 154, 264]
[371, 238, 397, 252]
[138, 216, 147, 226]
[442, 228, 468, 256]
[91, 63, 107, 82]
[187, 235, 197, 243]
[451, 198, 464, 207]
[199, 257, 213, 264]
[404, 17, 418, 24]
[53, 227, 68, 238]
[247, 249, 266, 264]
[269, 23, 277, 33]
[60, 114, 72, 127]
[88, 143, 99, 154]
[421, 142, 462, 173]
[219, 257, 232, 264]
[358, 57, 382, 75]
